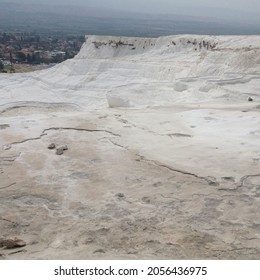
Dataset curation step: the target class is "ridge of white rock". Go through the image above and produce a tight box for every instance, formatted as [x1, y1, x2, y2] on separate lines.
[1, 34, 260, 110]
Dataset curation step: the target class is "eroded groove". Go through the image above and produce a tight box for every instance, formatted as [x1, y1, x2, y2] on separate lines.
[9, 136, 43, 146]
[0, 218, 18, 225]
[42, 127, 120, 137]
[211, 247, 258, 253]
[8, 250, 27, 255]
[0, 183, 16, 190]
[107, 139, 127, 150]
[9, 127, 120, 146]
[107, 139, 219, 186]
[0, 154, 21, 177]
[0, 156, 20, 162]
[218, 174, 260, 192]
[239, 174, 260, 186]
[140, 156, 219, 186]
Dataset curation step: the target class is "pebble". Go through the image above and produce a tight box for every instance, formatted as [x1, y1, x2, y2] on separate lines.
[56, 148, 64, 155]
[48, 143, 56, 149]
[59, 145, 68, 151]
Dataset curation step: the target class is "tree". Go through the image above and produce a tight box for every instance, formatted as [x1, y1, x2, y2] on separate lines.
[26, 54, 32, 63]
[32, 52, 41, 64]
[0, 60, 4, 72]
[51, 54, 63, 63]
[17, 52, 26, 62]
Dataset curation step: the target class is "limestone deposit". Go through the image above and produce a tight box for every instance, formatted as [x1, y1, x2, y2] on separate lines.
[0, 35, 260, 259]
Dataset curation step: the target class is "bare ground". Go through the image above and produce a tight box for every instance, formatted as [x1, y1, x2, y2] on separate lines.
[0, 106, 260, 260]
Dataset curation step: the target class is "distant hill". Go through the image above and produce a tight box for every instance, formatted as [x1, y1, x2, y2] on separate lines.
[1, 2, 260, 37]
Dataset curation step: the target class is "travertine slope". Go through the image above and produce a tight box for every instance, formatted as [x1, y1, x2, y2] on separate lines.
[0, 35, 260, 259]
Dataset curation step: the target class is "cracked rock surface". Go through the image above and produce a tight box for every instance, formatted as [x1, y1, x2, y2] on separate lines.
[0, 106, 259, 260]
[1, 35, 260, 259]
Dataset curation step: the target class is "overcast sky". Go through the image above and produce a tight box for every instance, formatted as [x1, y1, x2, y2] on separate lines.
[2, 0, 260, 22]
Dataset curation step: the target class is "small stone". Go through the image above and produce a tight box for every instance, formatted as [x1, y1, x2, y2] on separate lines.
[59, 145, 68, 151]
[0, 238, 26, 249]
[48, 143, 56, 149]
[127, 250, 138, 255]
[248, 97, 253, 102]
[116, 193, 125, 199]
[93, 249, 105, 254]
[84, 238, 94, 244]
[142, 197, 151, 203]
[56, 148, 64, 155]
[0, 124, 10, 130]
[3, 144, 11, 150]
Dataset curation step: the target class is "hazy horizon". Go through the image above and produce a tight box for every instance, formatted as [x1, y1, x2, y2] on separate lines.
[1, 0, 260, 23]
[1, 0, 260, 37]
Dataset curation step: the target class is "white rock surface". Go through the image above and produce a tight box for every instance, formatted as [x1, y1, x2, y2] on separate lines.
[106, 94, 131, 108]
[0, 35, 260, 259]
